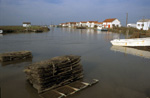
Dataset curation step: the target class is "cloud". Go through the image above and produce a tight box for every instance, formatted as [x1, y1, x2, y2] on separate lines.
[0, 0, 150, 25]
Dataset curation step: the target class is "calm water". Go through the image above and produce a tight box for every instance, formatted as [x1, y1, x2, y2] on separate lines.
[1, 28, 150, 98]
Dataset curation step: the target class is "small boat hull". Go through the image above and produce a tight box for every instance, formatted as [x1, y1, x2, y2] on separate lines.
[97, 26, 107, 31]
[101, 29, 108, 31]
[0, 30, 3, 34]
[110, 37, 150, 46]
[97, 26, 102, 30]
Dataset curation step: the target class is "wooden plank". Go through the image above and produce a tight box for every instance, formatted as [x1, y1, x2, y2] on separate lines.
[40, 90, 65, 98]
[39, 79, 99, 98]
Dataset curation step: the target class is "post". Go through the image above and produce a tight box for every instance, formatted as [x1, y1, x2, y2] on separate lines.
[126, 13, 128, 27]
[142, 16, 145, 30]
[126, 29, 129, 39]
[126, 13, 129, 38]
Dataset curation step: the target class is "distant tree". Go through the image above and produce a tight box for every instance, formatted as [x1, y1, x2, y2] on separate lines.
[94, 25, 97, 28]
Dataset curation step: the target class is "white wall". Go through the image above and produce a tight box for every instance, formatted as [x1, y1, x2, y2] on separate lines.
[103, 22, 111, 28]
[136, 22, 150, 30]
[103, 19, 121, 28]
[68, 23, 75, 27]
[76, 23, 80, 27]
[62, 24, 67, 27]
[23, 24, 31, 27]
[91, 23, 95, 28]
[80, 22, 87, 27]
[127, 24, 137, 28]
[112, 19, 121, 27]
[86, 22, 91, 27]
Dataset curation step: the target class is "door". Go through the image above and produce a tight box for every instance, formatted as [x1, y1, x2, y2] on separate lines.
[108, 25, 110, 28]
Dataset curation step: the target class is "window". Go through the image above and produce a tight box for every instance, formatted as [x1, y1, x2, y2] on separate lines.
[142, 24, 144, 26]
[138, 24, 140, 26]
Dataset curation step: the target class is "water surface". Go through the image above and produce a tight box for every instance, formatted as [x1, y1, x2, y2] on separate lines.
[1, 28, 150, 98]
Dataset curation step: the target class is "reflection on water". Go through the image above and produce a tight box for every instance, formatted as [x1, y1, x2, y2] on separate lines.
[111, 46, 150, 59]
[0, 34, 3, 37]
[1, 28, 150, 98]
[25, 81, 41, 98]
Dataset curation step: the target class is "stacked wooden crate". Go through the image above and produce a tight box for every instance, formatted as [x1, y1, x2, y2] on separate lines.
[24, 55, 83, 93]
[0, 51, 32, 62]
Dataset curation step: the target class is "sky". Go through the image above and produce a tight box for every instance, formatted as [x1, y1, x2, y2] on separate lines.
[0, 0, 150, 26]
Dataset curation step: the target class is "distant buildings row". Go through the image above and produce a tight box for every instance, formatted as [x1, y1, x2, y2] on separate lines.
[59, 18, 121, 29]
[22, 18, 150, 31]
[59, 18, 150, 31]
[127, 19, 150, 30]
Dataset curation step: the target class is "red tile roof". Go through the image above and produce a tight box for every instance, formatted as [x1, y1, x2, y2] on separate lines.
[80, 21, 87, 23]
[103, 18, 116, 22]
[88, 21, 98, 23]
[96, 22, 103, 24]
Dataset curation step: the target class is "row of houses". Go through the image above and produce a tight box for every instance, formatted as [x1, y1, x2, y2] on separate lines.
[59, 18, 121, 29]
[127, 19, 150, 30]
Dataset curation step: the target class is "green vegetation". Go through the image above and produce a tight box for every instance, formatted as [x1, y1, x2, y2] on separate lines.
[0, 26, 50, 33]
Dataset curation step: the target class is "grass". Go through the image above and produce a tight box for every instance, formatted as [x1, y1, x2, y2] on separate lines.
[0, 25, 50, 33]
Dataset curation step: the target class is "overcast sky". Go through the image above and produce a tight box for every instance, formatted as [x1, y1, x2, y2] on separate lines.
[0, 0, 150, 26]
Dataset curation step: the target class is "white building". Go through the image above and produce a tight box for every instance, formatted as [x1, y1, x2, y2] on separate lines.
[68, 22, 76, 27]
[76, 22, 80, 27]
[86, 21, 98, 28]
[60, 23, 67, 27]
[79, 21, 87, 27]
[136, 19, 150, 30]
[103, 18, 121, 28]
[91, 21, 99, 28]
[95, 22, 103, 26]
[23, 22, 31, 27]
[127, 23, 137, 28]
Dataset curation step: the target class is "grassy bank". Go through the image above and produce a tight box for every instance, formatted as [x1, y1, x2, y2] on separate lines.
[108, 27, 150, 38]
[0, 26, 50, 33]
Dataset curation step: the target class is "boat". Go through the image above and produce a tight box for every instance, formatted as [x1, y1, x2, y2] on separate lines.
[111, 46, 150, 59]
[110, 37, 150, 46]
[0, 30, 3, 34]
[101, 28, 108, 31]
[97, 25, 102, 30]
[97, 26, 108, 31]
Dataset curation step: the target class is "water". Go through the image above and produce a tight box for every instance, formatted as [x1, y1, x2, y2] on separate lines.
[1, 28, 150, 98]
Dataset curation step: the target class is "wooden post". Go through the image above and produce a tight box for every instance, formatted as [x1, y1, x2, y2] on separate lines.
[142, 16, 145, 30]
[126, 29, 129, 39]
[126, 13, 128, 27]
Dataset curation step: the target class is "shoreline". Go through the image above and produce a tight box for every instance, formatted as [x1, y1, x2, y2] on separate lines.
[107, 27, 150, 38]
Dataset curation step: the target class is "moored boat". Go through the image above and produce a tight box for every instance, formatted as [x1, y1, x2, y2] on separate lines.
[101, 28, 108, 31]
[0, 30, 3, 34]
[110, 37, 150, 46]
[97, 25, 102, 30]
[97, 26, 108, 31]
